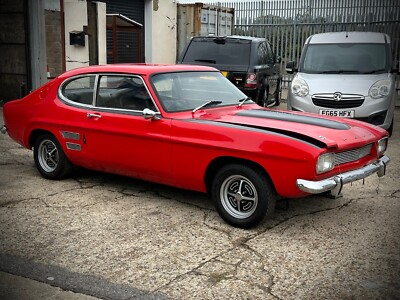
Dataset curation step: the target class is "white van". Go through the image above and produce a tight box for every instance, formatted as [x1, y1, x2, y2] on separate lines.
[286, 31, 398, 135]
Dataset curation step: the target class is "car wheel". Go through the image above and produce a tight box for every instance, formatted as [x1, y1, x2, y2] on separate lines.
[34, 134, 73, 179]
[211, 164, 276, 228]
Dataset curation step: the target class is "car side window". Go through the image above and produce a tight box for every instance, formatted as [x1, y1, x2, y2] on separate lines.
[257, 42, 268, 65]
[265, 42, 275, 64]
[96, 75, 157, 111]
[60, 75, 96, 105]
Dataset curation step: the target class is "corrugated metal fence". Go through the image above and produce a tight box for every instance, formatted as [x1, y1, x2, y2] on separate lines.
[208, 0, 400, 90]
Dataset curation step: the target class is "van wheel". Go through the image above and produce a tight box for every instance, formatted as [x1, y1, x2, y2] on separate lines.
[34, 134, 73, 179]
[211, 164, 276, 228]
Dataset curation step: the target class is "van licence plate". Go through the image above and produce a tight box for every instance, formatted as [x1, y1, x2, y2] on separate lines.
[319, 109, 355, 118]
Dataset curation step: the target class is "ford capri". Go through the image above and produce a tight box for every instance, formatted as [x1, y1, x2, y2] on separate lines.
[1, 64, 390, 228]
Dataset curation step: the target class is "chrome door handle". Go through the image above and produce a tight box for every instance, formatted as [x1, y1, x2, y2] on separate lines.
[87, 113, 101, 119]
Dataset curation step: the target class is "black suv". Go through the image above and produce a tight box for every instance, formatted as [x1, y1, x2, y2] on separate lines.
[178, 35, 282, 107]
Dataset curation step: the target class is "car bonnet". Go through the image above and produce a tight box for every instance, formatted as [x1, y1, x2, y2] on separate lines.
[297, 73, 391, 97]
[200, 108, 383, 150]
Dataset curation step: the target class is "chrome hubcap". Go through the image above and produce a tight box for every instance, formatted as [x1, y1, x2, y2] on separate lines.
[38, 139, 59, 172]
[220, 175, 258, 219]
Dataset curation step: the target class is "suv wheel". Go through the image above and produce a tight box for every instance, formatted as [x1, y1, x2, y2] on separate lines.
[258, 86, 269, 107]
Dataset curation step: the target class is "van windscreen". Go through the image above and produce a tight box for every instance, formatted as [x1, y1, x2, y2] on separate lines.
[302, 43, 387, 74]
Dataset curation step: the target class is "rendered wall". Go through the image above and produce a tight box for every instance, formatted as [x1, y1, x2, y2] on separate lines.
[150, 0, 177, 64]
[64, 0, 89, 70]
[97, 2, 107, 65]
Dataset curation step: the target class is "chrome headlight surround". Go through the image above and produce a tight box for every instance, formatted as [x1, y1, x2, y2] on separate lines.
[291, 77, 309, 97]
[377, 137, 388, 156]
[369, 79, 391, 99]
[316, 152, 335, 174]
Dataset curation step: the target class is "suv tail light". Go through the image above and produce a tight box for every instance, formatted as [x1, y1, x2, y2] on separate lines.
[244, 73, 257, 89]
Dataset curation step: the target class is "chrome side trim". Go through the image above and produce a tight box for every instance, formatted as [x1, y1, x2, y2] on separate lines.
[297, 155, 390, 197]
[61, 131, 80, 140]
[0, 125, 7, 134]
[57, 73, 161, 114]
[66, 142, 81, 151]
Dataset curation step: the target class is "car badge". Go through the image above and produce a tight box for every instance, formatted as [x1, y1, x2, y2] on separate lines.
[333, 92, 342, 101]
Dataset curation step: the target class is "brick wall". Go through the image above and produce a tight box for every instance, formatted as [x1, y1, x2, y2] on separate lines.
[45, 9, 63, 78]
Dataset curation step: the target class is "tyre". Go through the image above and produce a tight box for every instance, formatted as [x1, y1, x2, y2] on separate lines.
[274, 79, 282, 106]
[211, 164, 276, 228]
[33, 134, 73, 179]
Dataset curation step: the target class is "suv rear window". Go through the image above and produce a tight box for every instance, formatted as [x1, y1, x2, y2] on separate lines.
[182, 38, 251, 66]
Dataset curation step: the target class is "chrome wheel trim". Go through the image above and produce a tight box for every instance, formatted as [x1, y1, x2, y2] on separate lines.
[38, 139, 59, 173]
[220, 175, 258, 219]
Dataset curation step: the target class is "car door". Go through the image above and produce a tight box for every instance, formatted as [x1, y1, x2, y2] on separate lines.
[57, 74, 100, 169]
[264, 41, 280, 100]
[83, 74, 173, 185]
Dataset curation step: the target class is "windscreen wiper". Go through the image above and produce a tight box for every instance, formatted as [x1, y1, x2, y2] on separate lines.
[192, 100, 222, 114]
[360, 69, 385, 74]
[238, 97, 253, 107]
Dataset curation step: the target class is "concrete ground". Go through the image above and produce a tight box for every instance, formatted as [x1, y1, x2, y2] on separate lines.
[0, 102, 399, 300]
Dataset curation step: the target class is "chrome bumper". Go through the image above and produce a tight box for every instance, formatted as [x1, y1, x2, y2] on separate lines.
[0, 125, 6, 134]
[297, 155, 390, 197]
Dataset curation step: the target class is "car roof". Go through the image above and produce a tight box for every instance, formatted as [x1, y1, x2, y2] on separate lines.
[59, 64, 219, 78]
[307, 31, 389, 44]
[192, 35, 265, 42]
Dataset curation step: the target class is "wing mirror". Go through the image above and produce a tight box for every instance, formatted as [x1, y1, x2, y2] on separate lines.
[143, 108, 160, 120]
[286, 61, 298, 74]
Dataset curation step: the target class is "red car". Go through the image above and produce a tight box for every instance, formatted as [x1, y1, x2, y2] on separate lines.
[1, 64, 390, 228]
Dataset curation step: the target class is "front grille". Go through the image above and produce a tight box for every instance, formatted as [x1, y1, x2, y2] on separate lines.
[334, 144, 372, 166]
[312, 93, 364, 108]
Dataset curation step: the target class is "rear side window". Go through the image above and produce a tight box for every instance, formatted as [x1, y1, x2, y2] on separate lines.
[257, 42, 268, 65]
[182, 38, 251, 66]
[60, 75, 96, 105]
[265, 42, 275, 64]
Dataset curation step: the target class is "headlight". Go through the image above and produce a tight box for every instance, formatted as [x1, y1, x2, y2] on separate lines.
[369, 79, 391, 99]
[377, 138, 388, 155]
[291, 77, 309, 97]
[316, 153, 335, 174]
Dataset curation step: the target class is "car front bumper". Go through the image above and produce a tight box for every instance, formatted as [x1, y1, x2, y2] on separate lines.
[296, 155, 390, 197]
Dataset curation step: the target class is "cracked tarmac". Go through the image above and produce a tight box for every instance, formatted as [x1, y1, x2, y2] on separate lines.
[0, 106, 399, 299]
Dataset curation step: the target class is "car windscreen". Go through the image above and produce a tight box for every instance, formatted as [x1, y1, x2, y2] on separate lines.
[150, 71, 248, 112]
[182, 39, 251, 66]
[301, 43, 388, 74]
